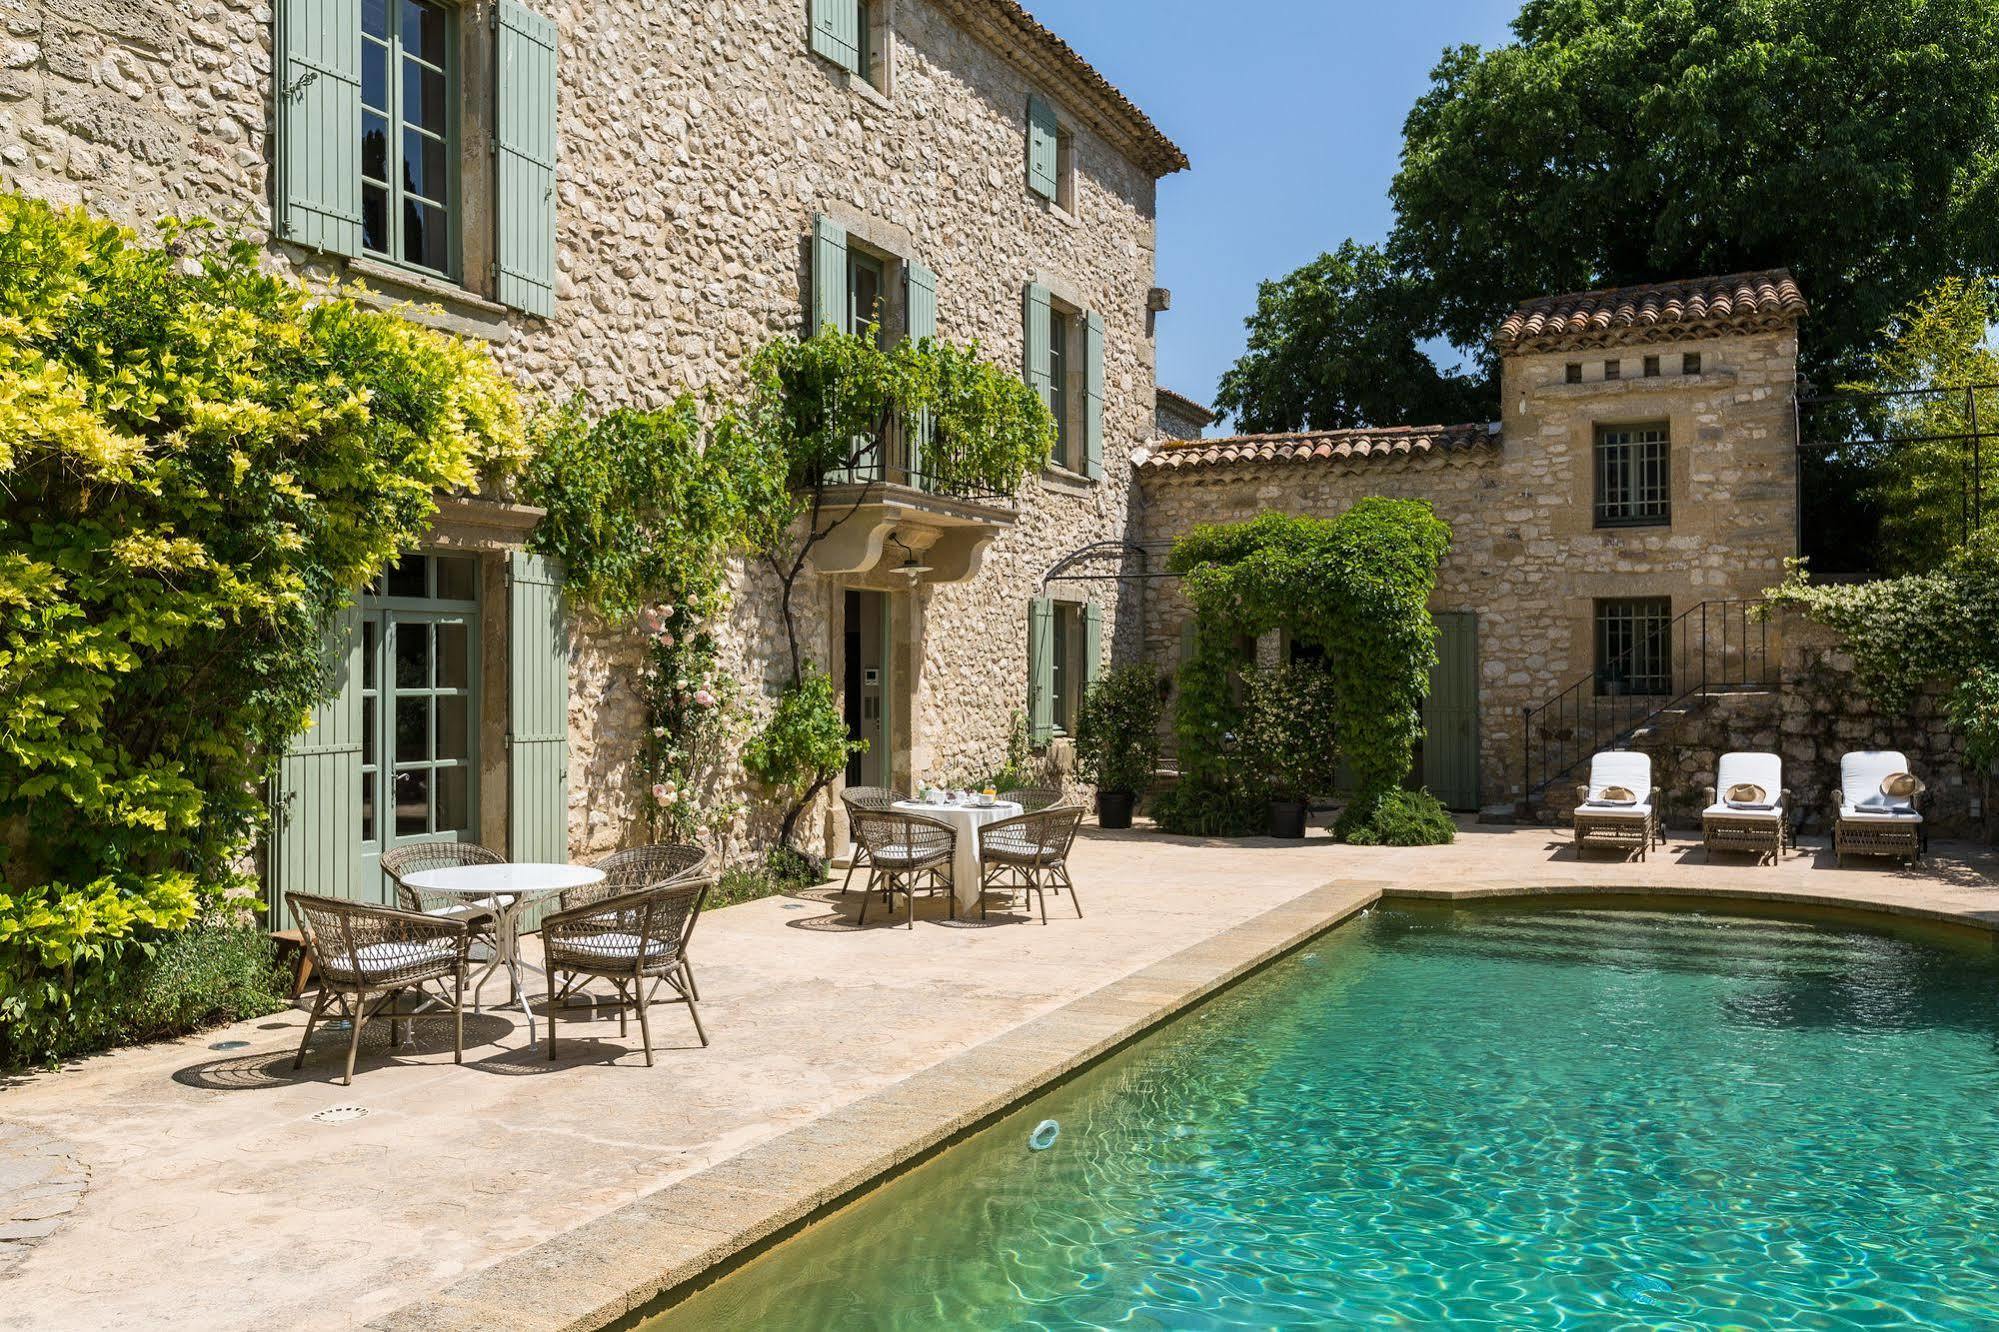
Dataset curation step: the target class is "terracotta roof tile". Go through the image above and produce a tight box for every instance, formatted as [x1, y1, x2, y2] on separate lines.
[1135, 423, 1498, 473]
[1494, 270, 1806, 355]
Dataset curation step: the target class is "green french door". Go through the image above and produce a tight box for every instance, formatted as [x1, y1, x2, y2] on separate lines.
[359, 553, 482, 901]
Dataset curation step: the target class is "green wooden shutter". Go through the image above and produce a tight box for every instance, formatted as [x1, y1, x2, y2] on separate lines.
[508, 552, 569, 868]
[1083, 309, 1105, 480]
[812, 214, 849, 336]
[1023, 283, 1053, 415]
[810, 0, 861, 73]
[1422, 612, 1481, 811]
[1027, 597, 1055, 746]
[269, 606, 364, 926]
[495, 1, 558, 317]
[1026, 95, 1059, 200]
[274, 0, 362, 255]
[906, 260, 937, 485]
[1083, 602, 1103, 689]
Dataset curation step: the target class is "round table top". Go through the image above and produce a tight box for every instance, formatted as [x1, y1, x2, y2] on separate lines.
[401, 862, 604, 896]
[892, 799, 1022, 820]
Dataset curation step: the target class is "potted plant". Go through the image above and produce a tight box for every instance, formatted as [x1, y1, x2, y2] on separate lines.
[1239, 662, 1342, 838]
[1073, 663, 1163, 829]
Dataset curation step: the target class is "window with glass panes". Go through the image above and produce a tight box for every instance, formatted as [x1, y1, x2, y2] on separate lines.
[360, 552, 479, 855]
[1048, 311, 1071, 468]
[1595, 597, 1672, 696]
[361, 0, 454, 275]
[1050, 601, 1085, 734]
[1594, 423, 1670, 527]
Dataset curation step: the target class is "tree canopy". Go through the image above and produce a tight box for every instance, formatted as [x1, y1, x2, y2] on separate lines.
[1220, 0, 1999, 431]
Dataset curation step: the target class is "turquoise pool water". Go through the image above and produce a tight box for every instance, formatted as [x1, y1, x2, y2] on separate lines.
[646, 902, 1999, 1329]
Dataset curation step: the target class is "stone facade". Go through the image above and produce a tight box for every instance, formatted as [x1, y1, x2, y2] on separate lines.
[1154, 386, 1214, 441]
[1136, 300, 1803, 812]
[0, 0, 1182, 863]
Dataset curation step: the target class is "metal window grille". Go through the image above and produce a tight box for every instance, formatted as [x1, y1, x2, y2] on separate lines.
[1595, 423, 1670, 526]
[1683, 352, 1702, 375]
[1595, 597, 1672, 696]
[1565, 362, 1582, 384]
[1643, 355, 1661, 378]
[1604, 359, 1621, 381]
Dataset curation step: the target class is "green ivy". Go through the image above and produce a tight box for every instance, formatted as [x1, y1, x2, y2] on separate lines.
[1239, 662, 1342, 804]
[0, 194, 525, 1063]
[1161, 501, 1453, 844]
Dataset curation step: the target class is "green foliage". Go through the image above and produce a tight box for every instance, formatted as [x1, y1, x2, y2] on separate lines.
[745, 669, 863, 847]
[1238, 662, 1343, 803]
[1842, 278, 1999, 571]
[4, 920, 291, 1067]
[1337, 788, 1458, 847]
[1767, 540, 1999, 709]
[1162, 501, 1452, 842]
[520, 399, 759, 840]
[709, 846, 827, 911]
[977, 712, 1044, 793]
[1214, 241, 1488, 433]
[1223, 0, 1999, 431]
[0, 194, 525, 1061]
[1073, 664, 1163, 795]
[1949, 667, 1999, 775]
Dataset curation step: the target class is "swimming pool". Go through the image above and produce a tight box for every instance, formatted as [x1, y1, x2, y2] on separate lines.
[642, 900, 1999, 1329]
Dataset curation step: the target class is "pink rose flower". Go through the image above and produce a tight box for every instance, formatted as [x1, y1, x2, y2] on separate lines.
[651, 782, 670, 802]
[693, 688, 716, 708]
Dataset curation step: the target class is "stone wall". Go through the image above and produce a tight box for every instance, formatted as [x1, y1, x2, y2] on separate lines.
[1136, 325, 1802, 810]
[0, 0, 1168, 861]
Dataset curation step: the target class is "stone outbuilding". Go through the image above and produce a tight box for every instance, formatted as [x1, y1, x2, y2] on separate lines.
[1134, 271, 1809, 814]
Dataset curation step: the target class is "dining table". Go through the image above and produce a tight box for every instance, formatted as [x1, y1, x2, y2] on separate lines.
[399, 861, 604, 1044]
[890, 798, 1022, 913]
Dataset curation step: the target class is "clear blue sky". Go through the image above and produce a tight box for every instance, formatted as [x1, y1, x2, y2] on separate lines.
[1024, 0, 1520, 430]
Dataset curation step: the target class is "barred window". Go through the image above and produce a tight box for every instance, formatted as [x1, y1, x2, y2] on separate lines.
[1596, 597, 1672, 696]
[1595, 423, 1670, 527]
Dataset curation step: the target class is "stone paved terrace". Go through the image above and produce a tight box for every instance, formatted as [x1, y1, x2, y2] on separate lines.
[3, 824, 1998, 1330]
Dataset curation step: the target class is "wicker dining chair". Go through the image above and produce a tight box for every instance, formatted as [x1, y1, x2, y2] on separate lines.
[552, 842, 713, 1005]
[979, 805, 1086, 924]
[1000, 786, 1062, 814]
[850, 809, 956, 929]
[379, 840, 505, 1005]
[839, 786, 901, 894]
[286, 893, 471, 1086]
[542, 879, 712, 1065]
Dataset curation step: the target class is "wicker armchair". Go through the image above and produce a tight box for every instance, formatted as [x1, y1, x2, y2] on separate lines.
[1000, 787, 1062, 814]
[979, 806, 1085, 924]
[850, 809, 955, 929]
[839, 786, 901, 894]
[542, 880, 712, 1065]
[286, 893, 471, 1085]
[379, 840, 505, 1006]
[567, 843, 711, 911]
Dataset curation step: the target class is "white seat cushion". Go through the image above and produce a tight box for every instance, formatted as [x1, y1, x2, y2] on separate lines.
[1840, 805, 1923, 824]
[322, 941, 457, 975]
[1842, 750, 1917, 813]
[558, 931, 673, 962]
[1579, 801, 1653, 820]
[1703, 801, 1783, 821]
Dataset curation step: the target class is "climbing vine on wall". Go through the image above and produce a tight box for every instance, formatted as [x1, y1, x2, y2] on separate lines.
[1157, 501, 1454, 842]
[521, 398, 765, 842]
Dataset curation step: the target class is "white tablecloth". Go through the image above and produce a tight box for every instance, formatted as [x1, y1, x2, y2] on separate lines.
[891, 800, 1021, 911]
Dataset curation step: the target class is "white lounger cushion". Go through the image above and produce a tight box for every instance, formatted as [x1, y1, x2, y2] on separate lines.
[1838, 806, 1923, 823]
[1702, 801, 1783, 822]
[1842, 750, 1918, 813]
[1714, 752, 1784, 810]
[1584, 752, 1653, 804]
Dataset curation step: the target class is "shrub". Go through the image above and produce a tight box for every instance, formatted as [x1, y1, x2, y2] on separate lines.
[1073, 664, 1163, 795]
[1338, 788, 1458, 846]
[1238, 662, 1342, 803]
[744, 668, 863, 853]
[0, 193, 525, 1063]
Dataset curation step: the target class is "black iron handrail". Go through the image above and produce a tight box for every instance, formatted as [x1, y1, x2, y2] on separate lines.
[1521, 600, 1778, 801]
[810, 418, 1013, 504]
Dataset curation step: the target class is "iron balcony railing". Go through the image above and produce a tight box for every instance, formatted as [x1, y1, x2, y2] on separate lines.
[812, 417, 1013, 504]
[1522, 599, 1778, 800]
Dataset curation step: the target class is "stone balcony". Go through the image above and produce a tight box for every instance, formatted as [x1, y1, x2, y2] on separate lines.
[804, 478, 1016, 586]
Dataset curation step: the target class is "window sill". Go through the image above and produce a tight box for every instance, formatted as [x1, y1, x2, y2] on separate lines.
[1593, 519, 1673, 533]
[1040, 463, 1098, 495]
[1042, 198, 1082, 229]
[343, 257, 519, 341]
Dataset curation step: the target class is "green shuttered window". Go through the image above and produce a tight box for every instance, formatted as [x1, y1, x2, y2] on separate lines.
[811, 0, 862, 73]
[1027, 598, 1101, 747]
[1083, 309, 1104, 480]
[811, 214, 849, 336]
[1027, 95, 1060, 200]
[276, 0, 556, 315]
[1022, 285, 1104, 480]
[496, 0, 559, 317]
[269, 606, 365, 926]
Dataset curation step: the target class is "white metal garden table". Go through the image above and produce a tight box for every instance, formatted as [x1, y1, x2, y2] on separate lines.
[891, 799, 1022, 913]
[400, 861, 603, 1044]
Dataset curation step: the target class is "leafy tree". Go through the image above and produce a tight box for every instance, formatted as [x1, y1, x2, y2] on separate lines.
[1214, 242, 1486, 433]
[1841, 278, 1999, 571]
[1223, 0, 1999, 431]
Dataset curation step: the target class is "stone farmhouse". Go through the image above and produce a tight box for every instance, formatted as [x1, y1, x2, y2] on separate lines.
[0, 0, 1191, 897]
[1134, 272, 1808, 814]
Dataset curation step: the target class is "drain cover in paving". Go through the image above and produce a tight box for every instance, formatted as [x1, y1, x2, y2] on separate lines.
[310, 1106, 370, 1124]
